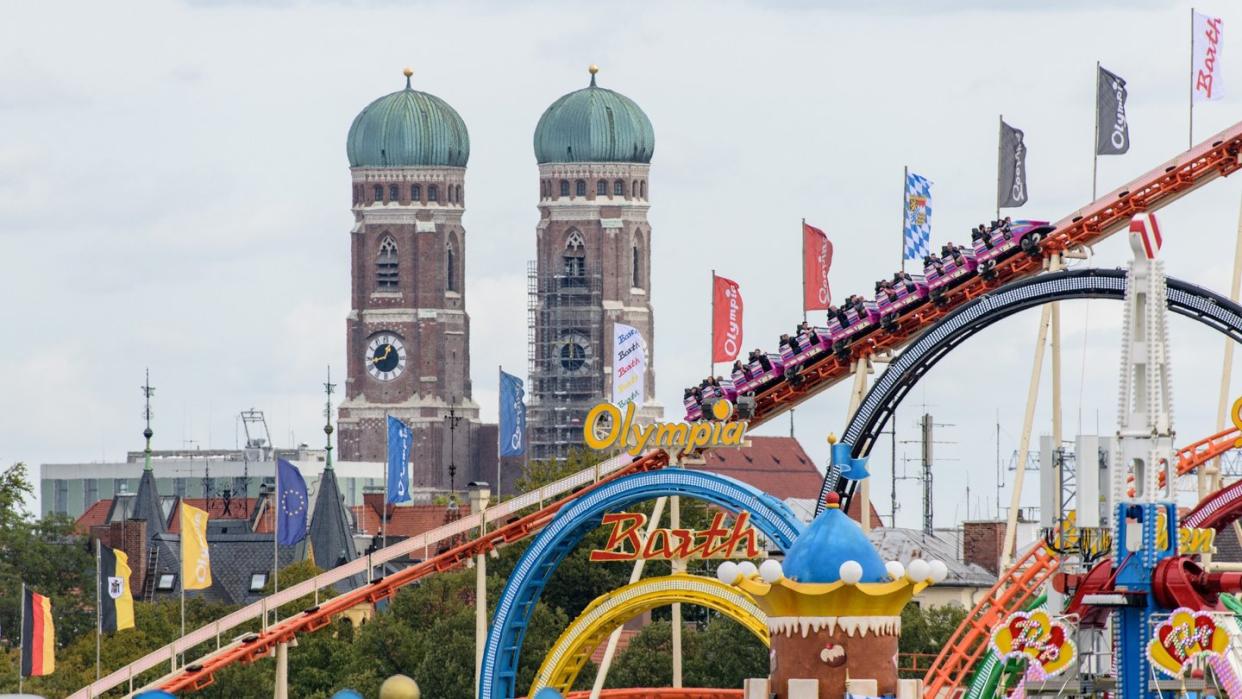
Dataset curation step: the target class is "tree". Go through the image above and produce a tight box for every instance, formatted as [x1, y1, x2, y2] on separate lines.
[514, 446, 602, 495]
[898, 602, 967, 678]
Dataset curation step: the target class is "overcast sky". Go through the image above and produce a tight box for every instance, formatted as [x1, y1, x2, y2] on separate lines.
[3, 0, 1242, 527]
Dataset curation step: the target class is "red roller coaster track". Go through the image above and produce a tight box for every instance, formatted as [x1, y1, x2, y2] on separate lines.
[69, 121, 1242, 698]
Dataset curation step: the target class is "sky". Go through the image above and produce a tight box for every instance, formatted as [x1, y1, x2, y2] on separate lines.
[2, 0, 1241, 527]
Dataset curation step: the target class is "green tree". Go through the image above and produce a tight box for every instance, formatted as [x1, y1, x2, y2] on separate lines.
[898, 602, 967, 678]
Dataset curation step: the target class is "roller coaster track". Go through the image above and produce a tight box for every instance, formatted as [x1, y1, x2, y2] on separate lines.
[69, 122, 1242, 699]
[531, 575, 767, 696]
[560, 691, 743, 699]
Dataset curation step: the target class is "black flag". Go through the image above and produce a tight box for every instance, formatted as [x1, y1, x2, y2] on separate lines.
[1096, 66, 1130, 155]
[997, 119, 1028, 209]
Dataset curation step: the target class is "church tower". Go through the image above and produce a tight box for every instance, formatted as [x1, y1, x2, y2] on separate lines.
[528, 66, 661, 460]
[337, 69, 482, 490]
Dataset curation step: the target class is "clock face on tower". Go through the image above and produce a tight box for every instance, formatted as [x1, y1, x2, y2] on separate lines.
[366, 333, 407, 381]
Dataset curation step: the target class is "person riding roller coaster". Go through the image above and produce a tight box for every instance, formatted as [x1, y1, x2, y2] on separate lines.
[893, 270, 917, 293]
[924, 251, 944, 273]
[941, 242, 966, 265]
[749, 348, 773, 372]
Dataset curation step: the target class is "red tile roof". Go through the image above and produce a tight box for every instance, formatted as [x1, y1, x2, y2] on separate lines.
[75, 499, 114, 535]
[354, 494, 473, 538]
[168, 498, 260, 533]
[696, 435, 882, 528]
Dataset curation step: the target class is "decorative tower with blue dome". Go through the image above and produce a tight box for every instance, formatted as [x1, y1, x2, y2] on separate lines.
[528, 66, 662, 460]
[337, 69, 483, 490]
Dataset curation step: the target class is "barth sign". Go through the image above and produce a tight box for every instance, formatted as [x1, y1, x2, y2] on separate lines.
[583, 401, 748, 456]
[589, 511, 761, 562]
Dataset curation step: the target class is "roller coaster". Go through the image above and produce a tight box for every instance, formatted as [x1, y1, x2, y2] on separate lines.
[69, 120, 1242, 699]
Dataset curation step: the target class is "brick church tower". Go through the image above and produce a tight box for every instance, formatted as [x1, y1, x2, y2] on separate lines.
[337, 69, 491, 491]
[528, 66, 662, 460]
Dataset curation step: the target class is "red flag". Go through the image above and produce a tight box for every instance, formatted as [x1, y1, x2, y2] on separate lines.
[712, 274, 743, 363]
[802, 222, 833, 311]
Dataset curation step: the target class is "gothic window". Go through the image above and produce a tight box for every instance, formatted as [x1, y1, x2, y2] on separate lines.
[596, 179, 607, 196]
[614, 179, 624, 196]
[456, 185, 463, 203]
[429, 184, 439, 202]
[575, 179, 586, 197]
[633, 241, 642, 288]
[632, 180, 638, 198]
[541, 181, 548, 198]
[353, 185, 362, 204]
[560, 179, 570, 196]
[411, 183, 421, 201]
[446, 236, 458, 292]
[373, 184, 383, 201]
[562, 230, 586, 286]
[640, 180, 647, 199]
[376, 234, 399, 289]
[388, 184, 398, 202]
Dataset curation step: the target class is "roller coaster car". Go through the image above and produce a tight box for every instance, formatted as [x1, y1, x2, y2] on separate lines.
[876, 277, 927, 330]
[826, 300, 880, 358]
[778, 326, 832, 373]
[925, 249, 977, 303]
[684, 380, 739, 421]
[974, 220, 1052, 271]
[732, 353, 785, 396]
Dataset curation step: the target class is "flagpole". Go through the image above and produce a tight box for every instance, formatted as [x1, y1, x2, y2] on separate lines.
[710, 269, 716, 377]
[273, 455, 280, 625]
[801, 219, 807, 323]
[996, 114, 1004, 221]
[901, 166, 908, 273]
[1093, 62, 1101, 201]
[1190, 7, 1196, 148]
[96, 538, 102, 681]
[179, 510, 185, 661]
[497, 366, 502, 500]
[19, 581, 25, 694]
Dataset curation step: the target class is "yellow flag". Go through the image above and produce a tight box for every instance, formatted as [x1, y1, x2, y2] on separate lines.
[180, 502, 212, 590]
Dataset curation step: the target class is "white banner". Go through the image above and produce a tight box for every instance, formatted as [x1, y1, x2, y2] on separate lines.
[1193, 11, 1224, 102]
[612, 323, 645, 409]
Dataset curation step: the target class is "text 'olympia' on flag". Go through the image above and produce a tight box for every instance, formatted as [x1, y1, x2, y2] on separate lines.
[711, 274, 743, 364]
[276, 458, 308, 545]
[998, 119, 1028, 209]
[902, 172, 932, 262]
[802, 222, 833, 311]
[386, 415, 413, 504]
[612, 323, 646, 410]
[99, 544, 135, 633]
[180, 501, 212, 590]
[21, 586, 54, 678]
[1096, 65, 1130, 156]
[499, 368, 526, 457]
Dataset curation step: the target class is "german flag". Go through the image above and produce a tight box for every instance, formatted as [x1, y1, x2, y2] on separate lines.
[99, 545, 135, 633]
[21, 587, 54, 678]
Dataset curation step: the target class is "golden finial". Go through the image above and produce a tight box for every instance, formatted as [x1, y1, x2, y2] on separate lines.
[588, 64, 599, 87]
[402, 66, 413, 89]
[826, 433, 838, 445]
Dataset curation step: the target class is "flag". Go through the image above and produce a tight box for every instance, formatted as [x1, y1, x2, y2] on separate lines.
[276, 459, 308, 546]
[99, 546, 135, 633]
[1096, 66, 1130, 155]
[499, 369, 526, 457]
[612, 324, 646, 410]
[903, 172, 932, 261]
[180, 502, 212, 590]
[1193, 11, 1223, 102]
[802, 222, 833, 311]
[997, 120, 1028, 209]
[712, 274, 743, 363]
[386, 416, 413, 504]
[21, 587, 54, 677]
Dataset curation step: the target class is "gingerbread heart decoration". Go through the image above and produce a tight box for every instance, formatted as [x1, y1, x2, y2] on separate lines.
[1148, 608, 1230, 677]
[991, 610, 1076, 678]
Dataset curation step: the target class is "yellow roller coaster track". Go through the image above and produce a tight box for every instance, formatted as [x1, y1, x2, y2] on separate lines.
[530, 574, 769, 696]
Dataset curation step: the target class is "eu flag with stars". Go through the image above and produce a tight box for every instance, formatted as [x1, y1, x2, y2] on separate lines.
[387, 415, 413, 504]
[499, 369, 526, 457]
[903, 172, 932, 261]
[276, 458, 308, 546]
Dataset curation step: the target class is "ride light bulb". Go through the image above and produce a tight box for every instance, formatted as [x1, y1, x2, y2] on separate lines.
[838, 560, 863, 585]
[759, 559, 784, 583]
[737, 561, 759, 579]
[885, 561, 905, 581]
[929, 560, 949, 583]
[907, 558, 931, 582]
[716, 561, 740, 585]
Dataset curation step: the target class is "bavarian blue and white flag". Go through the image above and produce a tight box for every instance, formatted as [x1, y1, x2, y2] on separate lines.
[903, 171, 932, 261]
[386, 415, 412, 504]
[499, 369, 526, 457]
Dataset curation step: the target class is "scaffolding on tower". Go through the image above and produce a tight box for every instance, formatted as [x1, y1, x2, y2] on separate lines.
[527, 258, 606, 461]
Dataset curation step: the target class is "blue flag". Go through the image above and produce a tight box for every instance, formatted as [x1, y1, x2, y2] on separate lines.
[903, 171, 933, 261]
[499, 369, 526, 457]
[276, 458, 308, 546]
[387, 415, 412, 504]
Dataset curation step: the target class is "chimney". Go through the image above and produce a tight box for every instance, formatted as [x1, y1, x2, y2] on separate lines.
[109, 519, 150, 594]
[962, 520, 1005, 576]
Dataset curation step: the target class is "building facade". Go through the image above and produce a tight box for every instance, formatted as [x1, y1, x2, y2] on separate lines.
[336, 69, 495, 490]
[528, 67, 662, 460]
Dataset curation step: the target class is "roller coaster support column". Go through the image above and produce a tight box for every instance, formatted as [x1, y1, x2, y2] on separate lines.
[470, 483, 491, 699]
[273, 642, 288, 699]
[849, 357, 874, 532]
[590, 496, 670, 699]
[1210, 195, 1242, 503]
[671, 494, 683, 688]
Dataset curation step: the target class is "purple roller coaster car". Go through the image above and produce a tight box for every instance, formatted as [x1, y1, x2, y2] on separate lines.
[925, 247, 978, 301]
[683, 378, 739, 421]
[973, 219, 1052, 278]
[826, 298, 881, 355]
[732, 352, 785, 397]
[875, 276, 928, 330]
[778, 326, 832, 373]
